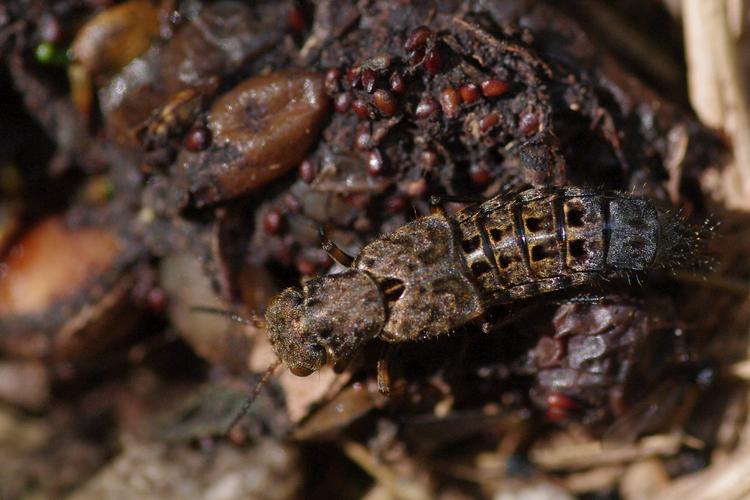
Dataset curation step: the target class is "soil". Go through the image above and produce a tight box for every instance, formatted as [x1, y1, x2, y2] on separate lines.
[0, 1, 742, 499]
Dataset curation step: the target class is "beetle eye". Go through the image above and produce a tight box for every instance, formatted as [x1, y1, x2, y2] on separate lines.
[288, 291, 303, 307]
[317, 327, 333, 339]
[309, 343, 327, 363]
[290, 365, 313, 376]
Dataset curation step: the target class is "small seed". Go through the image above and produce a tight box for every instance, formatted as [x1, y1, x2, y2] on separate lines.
[385, 194, 407, 213]
[421, 150, 437, 169]
[299, 159, 317, 183]
[296, 256, 316, 276]
[367, 149, 384, 176]
[459, 83, 480, 103]
[40, 14, 62, 43]
[439, 87, 460, 118]
[287, 7, 305, 33]
[424, 49, 443, 75]
[389, 72, 405, 94]
[184, 125, 211, 151]
[362, 68, 376, 93]
[405, 178, 428, 198]
[609, 388, 626, 416]
[546, 392, 575, 421]
[147, 287, 168, 314]
[344, 193, 369, 209]
[276, 241, 292, 264]
[548, 392, 575, 409]
[415, 98, 439, 119]
[481, 79, 510, 97]
[263, 209, 283, 234]
[405, 26, 431, 50]
[283, 193, 301, 213]
[373, 89, 397, 116]
[325, 68, 341, 93]
[354, 124, 372, 151]
[469, 164, 491, 185]
[334, 92, 351, 113]
[351, 99, 370, 118]
[408, 47, 425, 65]
[519, 112, 539, 135]
[479, 113, 499, 132]
[346, 67, 361, 88]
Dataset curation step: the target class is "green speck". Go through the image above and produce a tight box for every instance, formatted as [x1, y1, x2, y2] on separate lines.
[86, 176, 116, 203]
[34, 42, 69, 66]
[0, 163, 22, 195]
[99, 178, 115, 201]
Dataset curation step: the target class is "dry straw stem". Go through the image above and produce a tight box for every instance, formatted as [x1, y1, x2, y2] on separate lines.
[661, 456, 750, 500]
[530, 434, 685, 471]
[341, 440, 432, 500]
[655, 411, 750, 500]
[684, 0, 750, 208]
[674, 3, 750, 498]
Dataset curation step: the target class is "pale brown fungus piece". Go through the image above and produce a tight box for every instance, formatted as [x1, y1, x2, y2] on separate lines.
[0, 217, 121, 316]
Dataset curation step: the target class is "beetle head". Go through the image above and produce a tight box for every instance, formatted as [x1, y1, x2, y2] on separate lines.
[265, 270, 385, 376]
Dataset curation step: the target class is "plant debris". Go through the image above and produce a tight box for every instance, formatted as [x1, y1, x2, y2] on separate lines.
[1, 1, 748, 498]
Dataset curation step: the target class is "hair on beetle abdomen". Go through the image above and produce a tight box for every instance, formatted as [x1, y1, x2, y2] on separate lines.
[652, 210, 714, 273]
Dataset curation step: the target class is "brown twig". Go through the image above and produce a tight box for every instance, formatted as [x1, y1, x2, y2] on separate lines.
[684, 0, 750, 207]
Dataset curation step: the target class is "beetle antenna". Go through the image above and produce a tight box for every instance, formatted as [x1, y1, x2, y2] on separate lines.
[319, 226, 355, 267]
[225, 359, 282, 435]
[190, 306, 265, 329]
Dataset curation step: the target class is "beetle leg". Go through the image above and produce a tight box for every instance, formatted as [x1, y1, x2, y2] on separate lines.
[319, 226, 355, 267]
[376, 350, 392, 396]
[561, 294, 646, 306]
[429, 194, 446, 215]
[430, 193, 487, 214]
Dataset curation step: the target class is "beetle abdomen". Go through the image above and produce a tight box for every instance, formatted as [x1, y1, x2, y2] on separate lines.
[457, 187, 682, 301]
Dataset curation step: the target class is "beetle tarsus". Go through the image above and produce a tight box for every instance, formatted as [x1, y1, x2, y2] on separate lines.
[319, 226, 355, 267]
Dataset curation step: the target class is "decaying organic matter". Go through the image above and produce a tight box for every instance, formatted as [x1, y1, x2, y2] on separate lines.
[182, 70, 329, 206]
[0, 214, 143, 360]
[1, 0, 746, 498]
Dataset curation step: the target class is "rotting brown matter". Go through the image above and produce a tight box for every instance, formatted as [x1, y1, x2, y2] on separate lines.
[454, 186, 659, 304]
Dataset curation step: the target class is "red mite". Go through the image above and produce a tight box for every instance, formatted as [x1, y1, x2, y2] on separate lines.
[545, 392, 576, 422]
[287, 7, 305, 33]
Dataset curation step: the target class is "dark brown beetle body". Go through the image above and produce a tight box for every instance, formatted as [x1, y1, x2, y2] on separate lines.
[266, 187, 701, 376]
